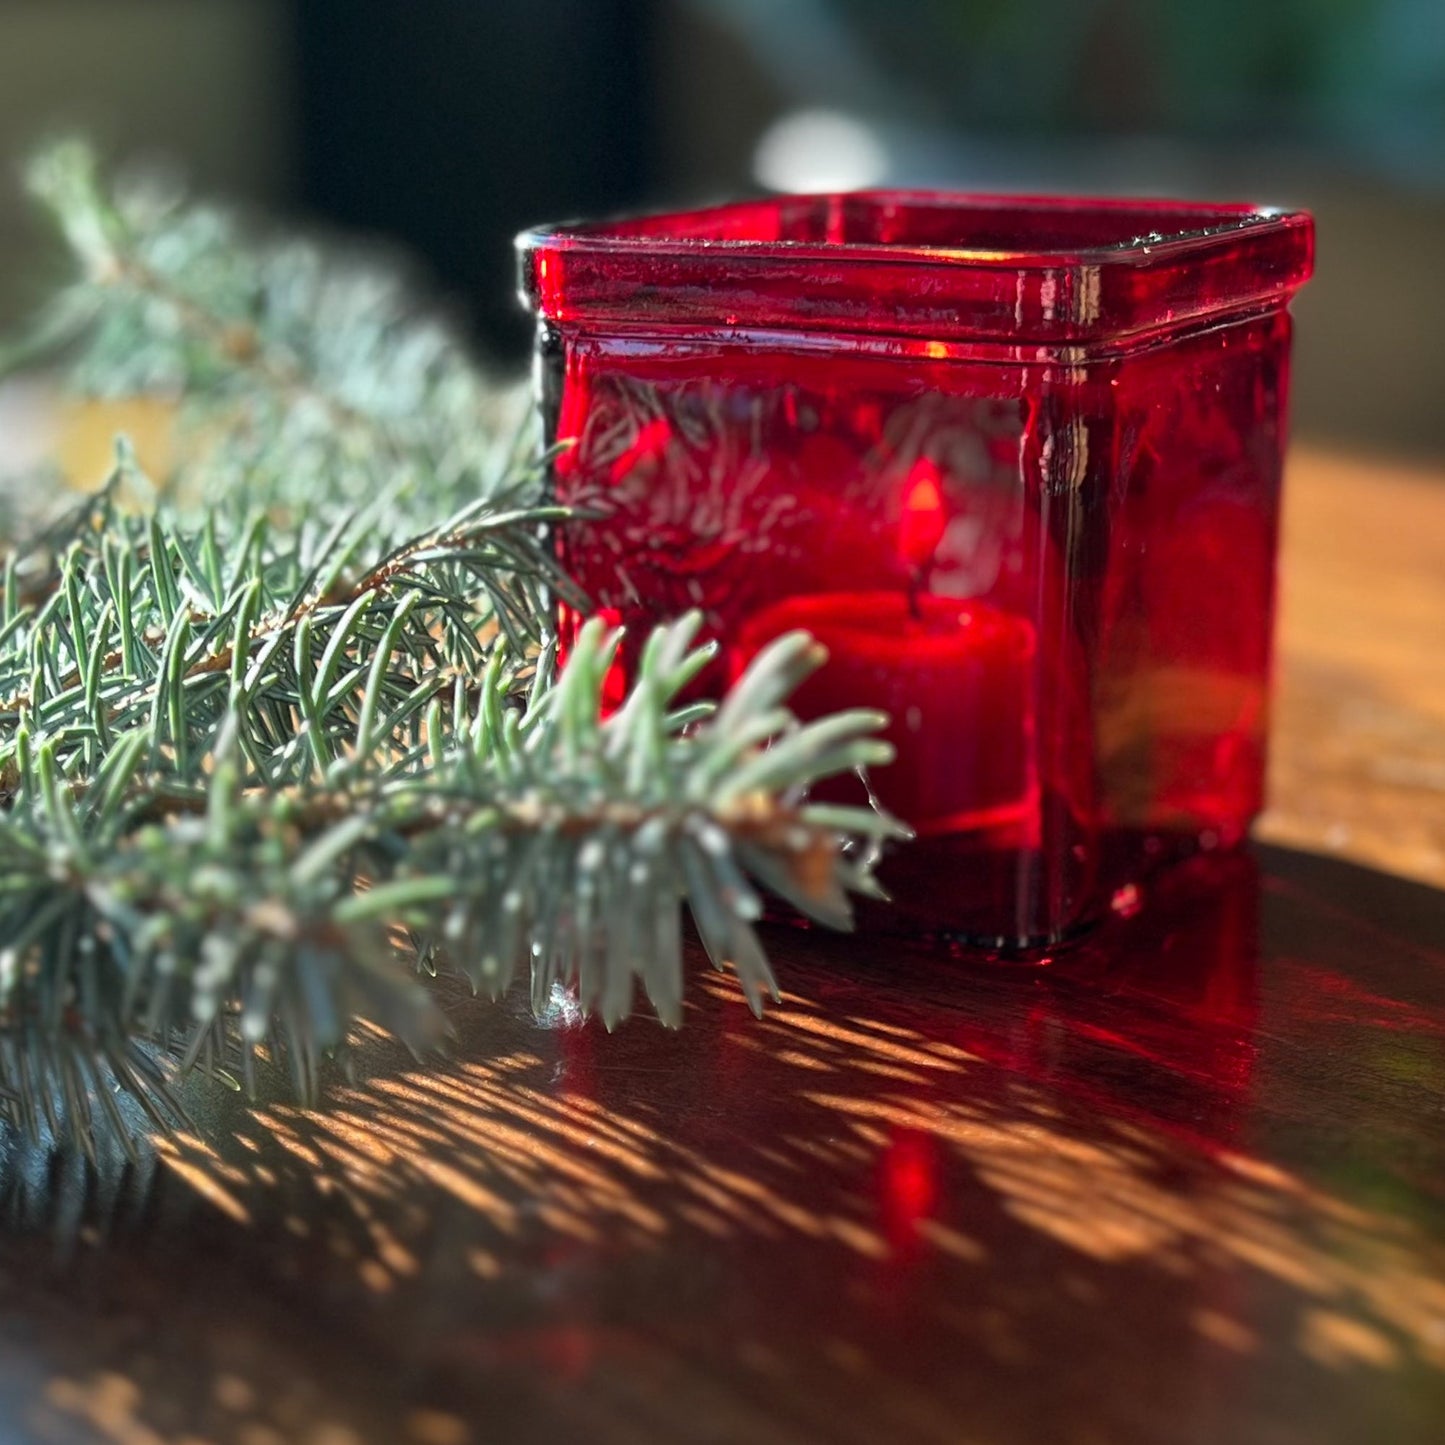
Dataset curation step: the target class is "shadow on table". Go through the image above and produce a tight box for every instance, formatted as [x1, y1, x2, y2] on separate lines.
[2, 844, 1445, 1445]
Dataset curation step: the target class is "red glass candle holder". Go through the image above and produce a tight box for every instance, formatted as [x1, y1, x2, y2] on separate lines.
[518, 192, 1314, 951]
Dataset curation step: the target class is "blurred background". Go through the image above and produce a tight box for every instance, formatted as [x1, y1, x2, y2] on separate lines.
[0, 0, 1442, 456]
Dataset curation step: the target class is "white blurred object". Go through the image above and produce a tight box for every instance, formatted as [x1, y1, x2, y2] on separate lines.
[0, 380, 59, 477]
[753, 109, 890, 192]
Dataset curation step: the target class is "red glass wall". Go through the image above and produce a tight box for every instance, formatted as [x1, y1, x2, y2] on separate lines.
[520, 193, 1313, 950]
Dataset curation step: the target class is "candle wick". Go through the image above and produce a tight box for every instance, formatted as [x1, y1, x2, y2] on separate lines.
[907, 567, 925, 623]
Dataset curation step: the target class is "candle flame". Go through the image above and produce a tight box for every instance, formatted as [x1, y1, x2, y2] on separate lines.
[900, 458, 947, 570]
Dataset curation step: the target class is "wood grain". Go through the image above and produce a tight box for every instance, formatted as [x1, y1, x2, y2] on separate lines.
[1264, 447, 1445, 887]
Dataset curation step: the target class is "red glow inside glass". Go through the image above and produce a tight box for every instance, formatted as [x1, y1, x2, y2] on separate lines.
[519, 192, 1314, 951]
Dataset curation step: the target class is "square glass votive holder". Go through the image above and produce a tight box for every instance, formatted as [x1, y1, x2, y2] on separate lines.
[517, 192, 1314, 952]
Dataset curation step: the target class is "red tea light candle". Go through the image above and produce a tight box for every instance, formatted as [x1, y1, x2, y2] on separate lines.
[734, 590, 1037, 836]
[736, 456, 1038, 835]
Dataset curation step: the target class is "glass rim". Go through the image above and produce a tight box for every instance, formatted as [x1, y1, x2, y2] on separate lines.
[517, 190, 1311, 270]
[518, 189, 1314, 347]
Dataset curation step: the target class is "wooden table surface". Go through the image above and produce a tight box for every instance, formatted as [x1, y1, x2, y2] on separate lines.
[1, 446, 1444, 1445]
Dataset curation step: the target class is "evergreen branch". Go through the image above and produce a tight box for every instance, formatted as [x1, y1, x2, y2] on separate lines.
[0, 615, 903, 1142]
[0, 143, 910, 1151]
[17, 140, 530, 530]
[0, 479, 563, 734]
[0, 462, 567, 788]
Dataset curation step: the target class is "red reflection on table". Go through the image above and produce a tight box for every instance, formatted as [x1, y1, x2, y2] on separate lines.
[881, 1128, 940, 1256]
